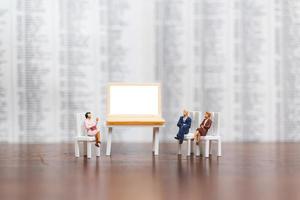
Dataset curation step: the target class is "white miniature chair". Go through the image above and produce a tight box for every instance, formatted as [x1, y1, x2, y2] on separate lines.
[178, 111, 201, 156]
[74, 113, 100, 159]
[195, 112, 222, 158]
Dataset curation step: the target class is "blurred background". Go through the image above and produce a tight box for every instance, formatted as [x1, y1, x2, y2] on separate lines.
[0, 0, 299, 143]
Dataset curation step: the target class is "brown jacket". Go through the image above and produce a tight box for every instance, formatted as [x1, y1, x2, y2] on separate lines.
[196, 118, 212, 136]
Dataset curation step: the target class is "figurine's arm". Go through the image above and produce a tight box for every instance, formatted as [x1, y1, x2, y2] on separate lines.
[204, 119, 212, 129]
[177, 117, 182, 128]
[186, 118, 191, 129]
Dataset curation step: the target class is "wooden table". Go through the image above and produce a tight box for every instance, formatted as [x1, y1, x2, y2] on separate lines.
[105, 116, 165, 156]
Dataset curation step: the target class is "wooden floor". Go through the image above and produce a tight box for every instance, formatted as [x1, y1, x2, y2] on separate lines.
[0, 142, 299, 200]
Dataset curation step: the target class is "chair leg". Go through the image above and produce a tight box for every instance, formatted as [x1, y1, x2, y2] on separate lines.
[83, 141, 87, 156]
[195, 143, 200, 156]
[218, 139, 222, 157]
[152, 128, 156, 152]
[187, 139, 191, 156]
[200, 140, 204, 156]
[87, 142, 92, 159]
[209, 140, 213, 156]
[191, 140, 194, 155]
[205, 140, 210, 158]
[178, 142, 182, 155]
[154, 127, 159, 156]
[96, 144, 100, 157]
[106, 127, 112, 156]
[75, 140, 80, 157]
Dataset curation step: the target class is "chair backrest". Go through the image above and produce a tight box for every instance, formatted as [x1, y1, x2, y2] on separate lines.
[189, 111, 202, 132]
[75, 113, 87, 137]
[208, 112, 220, 136]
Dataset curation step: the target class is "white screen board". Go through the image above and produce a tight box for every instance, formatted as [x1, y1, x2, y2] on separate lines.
[108, 84, 161, 116]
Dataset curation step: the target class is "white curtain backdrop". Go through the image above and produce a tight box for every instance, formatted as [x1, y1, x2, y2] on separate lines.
[0, 0, 298, 143]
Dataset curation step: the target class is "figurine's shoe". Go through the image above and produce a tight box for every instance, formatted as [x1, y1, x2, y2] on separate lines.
[174, 137, 179, 140]
[95, 143, 100, 147]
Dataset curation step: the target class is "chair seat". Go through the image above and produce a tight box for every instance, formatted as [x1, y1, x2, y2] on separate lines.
[200, 135, 220, 140]
[184, 132, 195, 140]
[183, 134, 221, 140]
[75, 136, 95, 142]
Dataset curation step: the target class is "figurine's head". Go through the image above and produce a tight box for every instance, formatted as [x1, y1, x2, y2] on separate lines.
[85, 112, 92, 119]
[183, 109, 189, 117]
[204, 112, 211, 119]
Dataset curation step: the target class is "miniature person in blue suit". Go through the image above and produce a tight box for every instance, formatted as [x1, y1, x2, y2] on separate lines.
[175, 110, 192, 144]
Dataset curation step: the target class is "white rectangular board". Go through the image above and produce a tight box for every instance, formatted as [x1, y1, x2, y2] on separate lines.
[107, 84, 161, 117]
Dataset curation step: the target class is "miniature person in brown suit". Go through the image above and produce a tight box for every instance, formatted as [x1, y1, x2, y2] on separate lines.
[194, 112, 212, 145]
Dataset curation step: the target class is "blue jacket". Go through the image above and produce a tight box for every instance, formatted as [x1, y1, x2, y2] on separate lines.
[177, 116, 192, 134]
